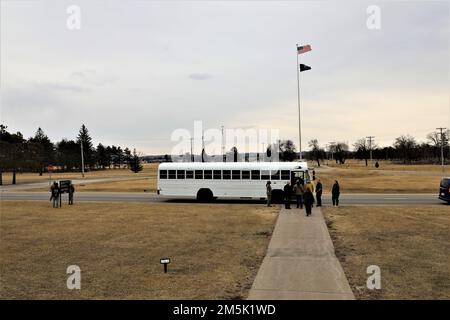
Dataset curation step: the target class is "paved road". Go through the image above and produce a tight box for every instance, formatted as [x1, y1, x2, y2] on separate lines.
[0, 191, 444, 205]
[248, 206, 354, 300]
[0, 176, 148, 191]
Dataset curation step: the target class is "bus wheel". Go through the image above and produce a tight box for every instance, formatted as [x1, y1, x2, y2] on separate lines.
[197, 189, 214, 202]
[271, 190, 284, 204]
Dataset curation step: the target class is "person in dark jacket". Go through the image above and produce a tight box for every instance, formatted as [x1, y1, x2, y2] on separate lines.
[303, 186, 315, 216]
[50, 182, 60, 208]
[69, 183, 75, 205]
[332, 180, 340, 206]
[265, 181, 272, 207]
[315, 179, 323, 207]
[283, 182, 292, 209]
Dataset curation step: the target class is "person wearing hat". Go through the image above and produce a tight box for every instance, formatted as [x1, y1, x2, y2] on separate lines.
[265, 181, 272, 207]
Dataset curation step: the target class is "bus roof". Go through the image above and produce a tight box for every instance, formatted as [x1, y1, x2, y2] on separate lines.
[158, 161, 308, 171]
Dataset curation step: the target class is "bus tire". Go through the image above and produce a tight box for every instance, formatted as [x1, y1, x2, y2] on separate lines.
[197, 188, 214, 202]
[271, 190, 284, 204]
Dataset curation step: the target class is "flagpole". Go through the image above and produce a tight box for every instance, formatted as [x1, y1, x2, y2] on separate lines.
[296, 44, 302, 160]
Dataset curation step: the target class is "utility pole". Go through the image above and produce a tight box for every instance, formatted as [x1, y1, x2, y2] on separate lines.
[436, 127, 447, 172]
[190, 137, 194, 162]
[221, 125, 225, 162]
[296, 44, 302, 160]
[80, 140, 85, 178]
[366, 136, 375, 162]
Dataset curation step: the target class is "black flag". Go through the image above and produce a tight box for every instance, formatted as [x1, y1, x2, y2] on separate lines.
[299, 64, 311, 72]
[201, 148, 206, 162]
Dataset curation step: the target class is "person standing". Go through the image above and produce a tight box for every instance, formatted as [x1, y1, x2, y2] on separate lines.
[265, 181, 272, 207]
[315, 179, 323, 207]
[303, 186, 315, 216]
[305, 179, 315, 193]
[283, 182, 292, 209]
[50, 182, 60, 208]
[293, 180, 304, 209]
[69, 183, 75, 205]
[332, 180, 340, 206]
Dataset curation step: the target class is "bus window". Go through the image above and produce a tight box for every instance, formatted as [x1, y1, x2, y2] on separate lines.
[186, 170, 194, 179]
[168, 170, 176, 179]
[281, 170, 290, 180]
[213, 170, 221, 179]
[160, 170, 167, 179]
[271, 170, 280, 180]
[204, 170, 212, 179]
[293, 171, 305, 182]
[242, 170, 250, 180]
[261, 170, 270, 180]
[195, 170, 203, 179]
[251, 170, 260, 180]
[232, 170, 241, 180]
[223, 170, 231, 180]
[177, 170, 185, 179]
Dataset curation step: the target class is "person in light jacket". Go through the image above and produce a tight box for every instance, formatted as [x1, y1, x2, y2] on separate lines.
[292, 180, 304, 209]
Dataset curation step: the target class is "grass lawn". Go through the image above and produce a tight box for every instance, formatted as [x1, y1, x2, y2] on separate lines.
[0, 201, 278, 299]
[8, 160, 447, 193]
[313, 166, 441, 193]
[1, 163, 158, 185]
[323, 205, 450, 299]
[314, 159, 449, 173]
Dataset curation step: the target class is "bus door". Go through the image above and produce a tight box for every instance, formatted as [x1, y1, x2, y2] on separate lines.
[291, 171, 305, 185]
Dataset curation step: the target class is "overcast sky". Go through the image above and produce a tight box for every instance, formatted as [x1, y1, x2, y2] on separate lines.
[1, 0, 449, 155]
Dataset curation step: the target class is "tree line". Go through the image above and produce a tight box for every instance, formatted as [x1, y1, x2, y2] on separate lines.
[305, 131, 449, 166]
[0, 124, 143, 185]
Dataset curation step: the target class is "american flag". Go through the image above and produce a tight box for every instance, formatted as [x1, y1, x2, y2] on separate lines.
[297, 44, 312, 55]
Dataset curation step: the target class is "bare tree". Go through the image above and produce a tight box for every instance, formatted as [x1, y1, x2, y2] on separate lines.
[394, 135, 417, 164]
[353, 138, 369, 166]
[308, 139, 323, 167]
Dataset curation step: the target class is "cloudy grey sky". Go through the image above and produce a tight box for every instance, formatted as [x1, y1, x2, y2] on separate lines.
[1, 0, 449, 155]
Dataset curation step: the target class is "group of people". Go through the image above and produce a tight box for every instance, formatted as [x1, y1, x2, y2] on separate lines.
[266, 177, 341, 216]
[50, 182, 75, 208]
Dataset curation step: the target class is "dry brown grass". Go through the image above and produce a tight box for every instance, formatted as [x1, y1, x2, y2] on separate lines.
[10, 160, 446, 194]
[314, 167, 441, 193]
[311, 159, 449, 173]
[323, 205, 450, 299]
[0, 201, 278, 299]
[1, 163, 158, 185]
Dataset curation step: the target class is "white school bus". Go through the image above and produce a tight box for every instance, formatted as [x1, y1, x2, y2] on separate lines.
[157, 161, 309, 201]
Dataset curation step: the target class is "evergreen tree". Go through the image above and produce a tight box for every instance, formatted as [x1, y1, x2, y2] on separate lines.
[96, 143, 109, 169]
[123, 148, 132, 168]
[56, 139, 80, 171]
[130, 149, 143, 173]
[77, 124, 94, 169]
[29, 127, 55, 175]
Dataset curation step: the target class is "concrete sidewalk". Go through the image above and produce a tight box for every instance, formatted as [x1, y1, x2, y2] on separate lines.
[247, 206, 355, 300]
